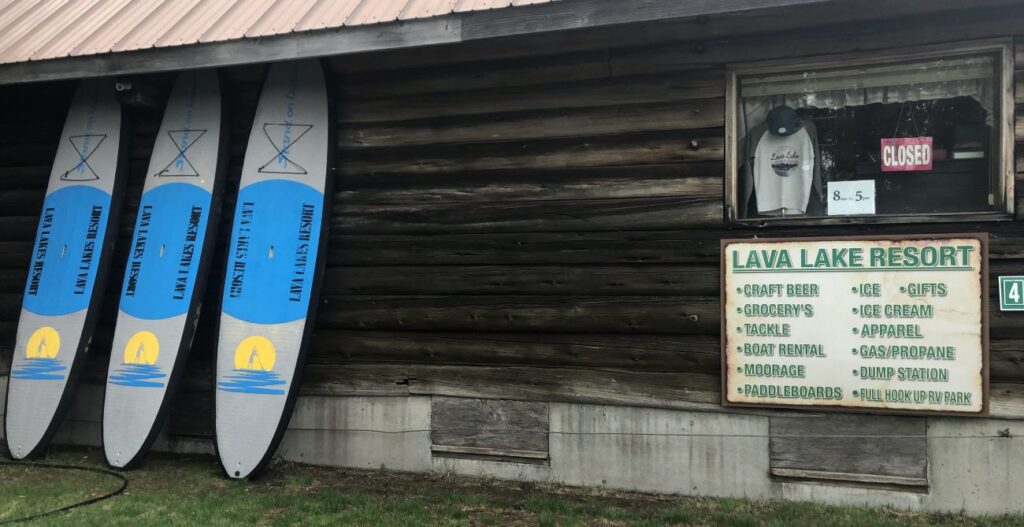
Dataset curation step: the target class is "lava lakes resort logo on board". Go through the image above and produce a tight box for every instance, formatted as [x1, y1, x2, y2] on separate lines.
[770, 146, 801, 177]
[109, 330, 167, 388]
[217, 335, 286, 395]
[12, 326, 66, 380]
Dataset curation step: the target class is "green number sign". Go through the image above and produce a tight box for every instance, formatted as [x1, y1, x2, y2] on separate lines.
[999, 276, 1024, 311]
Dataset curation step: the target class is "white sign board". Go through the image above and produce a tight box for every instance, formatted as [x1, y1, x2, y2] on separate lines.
[828, 180, 876, 216]
[722, 235, 987, 415]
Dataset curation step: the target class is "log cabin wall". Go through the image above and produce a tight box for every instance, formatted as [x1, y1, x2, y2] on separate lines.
[2, 3, 1024, 448]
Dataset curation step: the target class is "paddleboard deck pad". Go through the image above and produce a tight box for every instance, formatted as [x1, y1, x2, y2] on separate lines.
[5, 79, 127, 459]
[103, 70, 227, 468]
[215, 60, 332, 479]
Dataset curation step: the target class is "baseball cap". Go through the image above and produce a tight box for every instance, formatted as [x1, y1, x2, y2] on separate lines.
[767, 105, 800, 136]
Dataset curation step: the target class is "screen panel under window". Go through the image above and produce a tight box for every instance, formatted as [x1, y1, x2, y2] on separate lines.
[735, 51, 1004, 220]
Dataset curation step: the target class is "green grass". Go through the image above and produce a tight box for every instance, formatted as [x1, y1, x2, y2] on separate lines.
[0, 447, 1022, 526]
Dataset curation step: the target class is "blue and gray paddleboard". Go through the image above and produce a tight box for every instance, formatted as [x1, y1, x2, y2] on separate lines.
[5, 79, 127, 459]
[215, 60, 332, 479]
[102, 70, 227, 468]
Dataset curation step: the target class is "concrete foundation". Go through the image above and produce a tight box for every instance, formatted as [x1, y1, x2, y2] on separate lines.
[1, 377, 1022, 514]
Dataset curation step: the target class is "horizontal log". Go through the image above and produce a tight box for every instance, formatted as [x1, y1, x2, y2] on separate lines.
[340, 70, 724, 122]
[324, 264, 718, 296]
[0, 145, 58, 166]
[989, 306, 1024, 338]
[0, 269, 26, 293]
[0, 189, 45, 215]
[222, 167, 723, 209]
[607, 7, 1024, 77]
[431, 397, 548, 454]
[340, 172, 722, 203]
[991, 339, 1024, 381]
[334, 196, 722, 234]
[315, 295, 718, 334]
[327, 231, 720, 266]
[225, 165, 729, 209]
[0, 242, 33, 268]
[990, 382, 1024, 418]
[0, 122, 65, 145]
[769, 468, 927, 488]
[328, 223, 1024, 266]
[340, 133, 724, 175]
[1017, 108, 1024, 142]
[301, 364, 1024, 420]
[337, 162, 723, 201]
[308, 331, 721, 372]
[340, 100, 725, 148]
[769, 414, 927, 483]
[0, 217, 39, 241]
[340, 49, 618, 98]
[0, 294, 23, 321]
[222, 175, 723, 217]
[0, 165, 50, 188]
[300, 363, 723, 411]
[0, 103, 72, 127]
[314, 332, 1005, 382]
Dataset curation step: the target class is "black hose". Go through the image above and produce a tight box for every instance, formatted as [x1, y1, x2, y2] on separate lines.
[0, 461, 128, 525]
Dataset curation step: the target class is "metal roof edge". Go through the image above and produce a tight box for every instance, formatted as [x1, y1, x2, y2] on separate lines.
[0, 0, 835, 85]
[0, 16, 461, 84]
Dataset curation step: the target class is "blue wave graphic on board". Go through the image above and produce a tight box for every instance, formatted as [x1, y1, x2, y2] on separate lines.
[12, 358, 66, 381]
[217, 370, 286, 395]
[109, 363, 167, 388]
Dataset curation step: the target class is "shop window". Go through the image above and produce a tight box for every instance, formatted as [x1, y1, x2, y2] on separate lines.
[725, 40, 1014, 223]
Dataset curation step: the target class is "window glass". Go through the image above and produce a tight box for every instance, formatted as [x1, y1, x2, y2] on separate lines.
[736, 53, 1001, 220]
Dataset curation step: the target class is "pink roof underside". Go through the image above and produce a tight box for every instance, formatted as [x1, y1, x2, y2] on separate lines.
[0, 0, 557, 64]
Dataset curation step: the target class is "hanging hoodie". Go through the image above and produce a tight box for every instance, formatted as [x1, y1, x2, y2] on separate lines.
[740, 120, 823, 217]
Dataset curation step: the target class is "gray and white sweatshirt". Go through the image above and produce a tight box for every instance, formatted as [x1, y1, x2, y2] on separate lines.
[739, 121, 822, 217]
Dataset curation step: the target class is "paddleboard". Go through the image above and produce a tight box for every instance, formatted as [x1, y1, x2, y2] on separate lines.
[215, 60, 332, 479]
[102, 70, 227, 468]
[4, 79, 127, 459]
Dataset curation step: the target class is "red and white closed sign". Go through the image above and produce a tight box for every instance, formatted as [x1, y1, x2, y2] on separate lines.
[881, 137, 933, 172]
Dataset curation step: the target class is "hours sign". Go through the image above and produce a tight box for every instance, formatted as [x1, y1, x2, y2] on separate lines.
[721, 235, 988, 415]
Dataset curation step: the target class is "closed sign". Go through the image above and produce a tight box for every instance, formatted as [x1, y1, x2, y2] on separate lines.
[881, 137, 933, 172]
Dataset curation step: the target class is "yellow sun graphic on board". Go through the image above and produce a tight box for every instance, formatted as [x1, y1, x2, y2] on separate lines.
[124, 331, 160, 365]
[233, 336, 276, 371]
[26, 326, 60, 359]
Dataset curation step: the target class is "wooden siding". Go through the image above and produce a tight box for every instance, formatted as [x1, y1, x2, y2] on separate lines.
[2, 4, 1024, 447]
[769, 414, 929, 488]
[431, 397, 549, 462]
